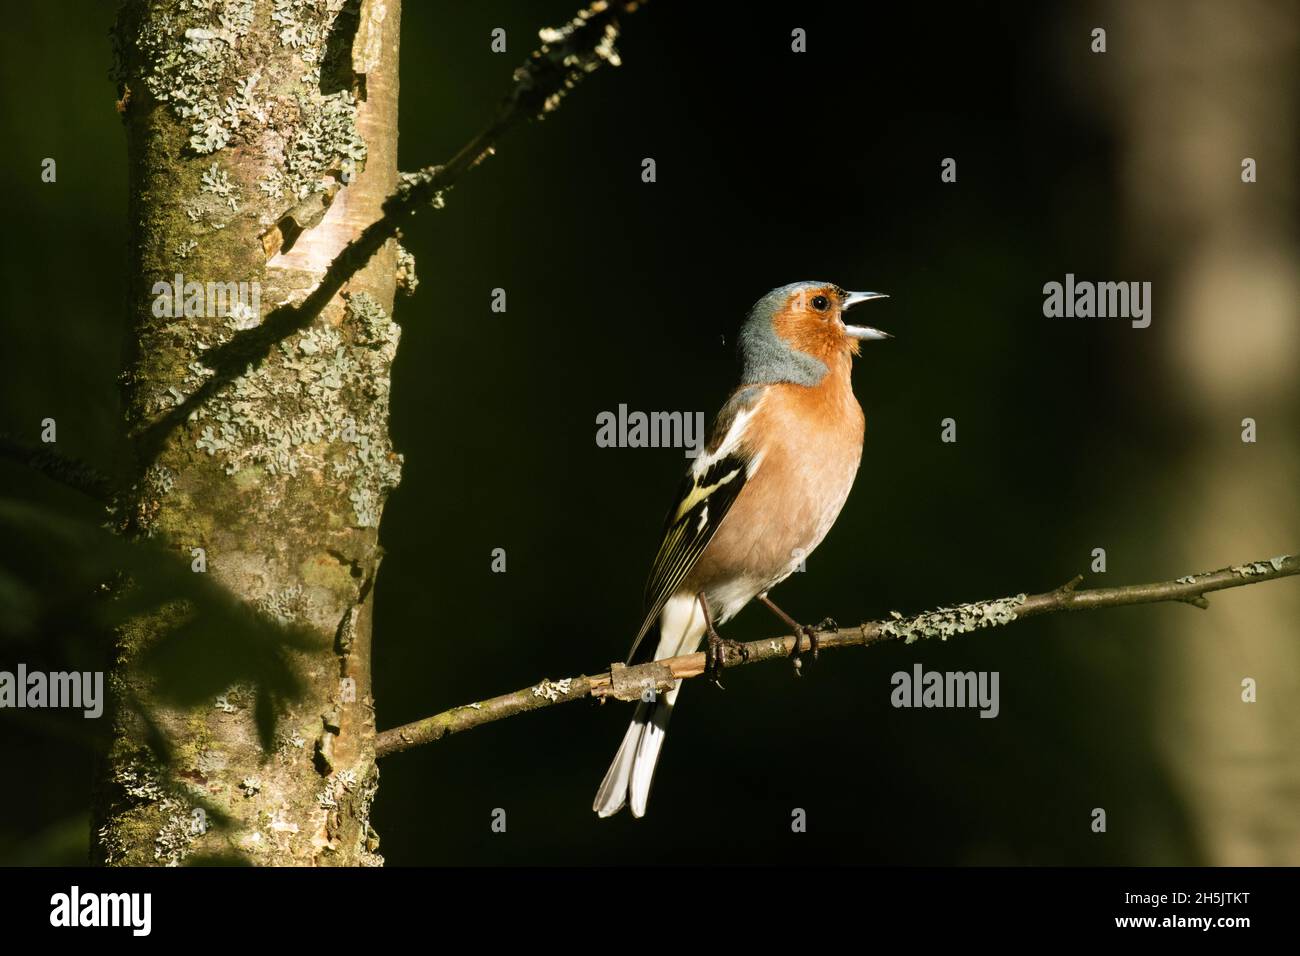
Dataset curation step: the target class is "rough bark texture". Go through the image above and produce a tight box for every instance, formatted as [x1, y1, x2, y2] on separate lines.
[94, 0, 401, 866]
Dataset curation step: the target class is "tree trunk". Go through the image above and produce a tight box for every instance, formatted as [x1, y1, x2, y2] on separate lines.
[94, 0, 402, 866]
[1094, 0, 1300, 864]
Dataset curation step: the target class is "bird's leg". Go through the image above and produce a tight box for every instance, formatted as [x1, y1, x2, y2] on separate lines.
[757, 594, 819, 676]
[698, 591, 747, 686]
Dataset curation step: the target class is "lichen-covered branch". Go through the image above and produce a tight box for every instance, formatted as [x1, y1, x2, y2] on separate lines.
[389, 0, 635, 206]
[374, 553, 1299, 758]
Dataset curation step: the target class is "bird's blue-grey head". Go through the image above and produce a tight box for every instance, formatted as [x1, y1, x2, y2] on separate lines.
[737, 281, 890, 386]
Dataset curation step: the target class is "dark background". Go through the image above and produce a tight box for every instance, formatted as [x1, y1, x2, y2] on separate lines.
[1, 1, 1295, 865]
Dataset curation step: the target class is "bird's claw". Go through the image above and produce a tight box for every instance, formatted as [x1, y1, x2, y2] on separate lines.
[705, 631, 748, 686]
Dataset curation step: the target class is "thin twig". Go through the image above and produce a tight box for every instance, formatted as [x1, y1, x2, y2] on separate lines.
[0, 432, 116, 503]
[374, 553, 1298, 758]
[136, 1, 642, 458]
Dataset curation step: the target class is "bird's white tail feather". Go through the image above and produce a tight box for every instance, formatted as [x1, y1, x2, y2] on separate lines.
[629, 688, 675, 816]
[593, 595, 705, 818]
[592, 700, 648, 817]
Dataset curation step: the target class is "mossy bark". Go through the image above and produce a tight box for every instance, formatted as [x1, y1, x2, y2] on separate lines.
[94, 0, 401, 866]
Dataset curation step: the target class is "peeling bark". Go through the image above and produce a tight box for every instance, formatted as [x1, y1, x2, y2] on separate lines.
[94, 0, 401, 867]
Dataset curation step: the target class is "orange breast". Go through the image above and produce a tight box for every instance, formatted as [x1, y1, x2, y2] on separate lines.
[684, 355, 864, 601]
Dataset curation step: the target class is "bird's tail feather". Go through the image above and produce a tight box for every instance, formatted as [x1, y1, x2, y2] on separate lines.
[593, 700, 643, 816]
[629, 690, 675, 816]
[592, 697, 660, 817]
[593, 595, 703, 818]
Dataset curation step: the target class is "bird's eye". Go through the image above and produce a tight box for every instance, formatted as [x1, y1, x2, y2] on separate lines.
[810, 294, 830, 312]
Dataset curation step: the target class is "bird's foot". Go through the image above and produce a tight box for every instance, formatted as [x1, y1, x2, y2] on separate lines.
[705, 630, 749, 687]
[757, 595, 826, 677]
[790, 623, 827, 677]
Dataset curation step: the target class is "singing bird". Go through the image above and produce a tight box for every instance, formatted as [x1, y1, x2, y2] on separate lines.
[594, 281, 890, 818]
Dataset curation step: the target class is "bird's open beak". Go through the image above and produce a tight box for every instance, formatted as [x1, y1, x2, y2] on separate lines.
[841, 291, 891, 340]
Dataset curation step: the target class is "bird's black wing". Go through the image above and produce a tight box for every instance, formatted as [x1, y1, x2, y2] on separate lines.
[624, 386, 763, 664]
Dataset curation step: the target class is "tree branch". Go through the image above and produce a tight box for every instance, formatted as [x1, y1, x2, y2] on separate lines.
[0, 432, 116, 504]
[374, 553, 1298, 758]
[136, 0, 643, 459]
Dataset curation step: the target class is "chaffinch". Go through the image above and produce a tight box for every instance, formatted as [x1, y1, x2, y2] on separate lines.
[594, 281, 890, 818]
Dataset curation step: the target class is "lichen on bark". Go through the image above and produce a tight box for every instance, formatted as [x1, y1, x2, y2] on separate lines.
[97, 0, 401, 866]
